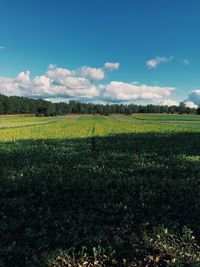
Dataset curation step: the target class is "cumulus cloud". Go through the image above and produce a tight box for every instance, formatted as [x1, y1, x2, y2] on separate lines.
[183, 101, 198, 109]
[182, 89, 200, 108]
[46, 66, 72, 80]
[183, 90, 200, 107]
[100, 81, 175, 102]
[0, 62, 121, 100]
[32, 74, 99, 99]
[146, 56, 174, 69]
[104, 62, 120, 71]
[75, 61, 120, 80]
[0, 77, 21, 96]
[159, 99, 179, 106]
[75, 66, 105, 80]
[16, 71, 30, 84]
[0, 63, 178, 104]
[0, 65, 101, 99]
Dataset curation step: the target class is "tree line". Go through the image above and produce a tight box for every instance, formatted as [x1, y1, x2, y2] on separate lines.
[0, 94, 198, 116]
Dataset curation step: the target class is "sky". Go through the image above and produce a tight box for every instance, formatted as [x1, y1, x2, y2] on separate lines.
[0, 0, 200, 107]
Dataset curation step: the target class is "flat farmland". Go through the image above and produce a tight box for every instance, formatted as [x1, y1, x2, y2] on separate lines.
[1, 114, 200, 140]
[1, 114, 200, 266]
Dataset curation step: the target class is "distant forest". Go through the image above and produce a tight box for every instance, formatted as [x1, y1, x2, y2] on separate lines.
[0, 94, 198, 116]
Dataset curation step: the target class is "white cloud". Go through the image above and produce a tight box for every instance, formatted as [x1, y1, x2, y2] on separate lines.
[16, 71, 30, 84]
[32, 75, 52, 96]
[184, 90, 200, 107]
[0, 77, 21, 96]
[0, 63, 177, 104]
[44, 97, 69, 103]
[0, 46, 5, 49]
[100, 81, 175, 102]
[104, 62, 120, 71]
[46, 66, 72, 79]
[75, 62, 119, 80]
[182, 89, 200, 108]
[0, 71, 32, 97]
[0, 66, 100, 99]
[182, 59, 190, 66]
[146, 56, 174, 69]
[183, 101, 198, 109]
[31, 74, 99, 99]
[76, 66, 105, 80]
[159, 99, 179, 106]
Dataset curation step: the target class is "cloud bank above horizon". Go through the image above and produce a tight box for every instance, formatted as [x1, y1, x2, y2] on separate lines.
[0, 61, 198, 107]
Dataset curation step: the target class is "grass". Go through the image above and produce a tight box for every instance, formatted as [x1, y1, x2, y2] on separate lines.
[1, 114, 200, 266]
[132, 113, 200, 121]
[0, 114, 200, 141]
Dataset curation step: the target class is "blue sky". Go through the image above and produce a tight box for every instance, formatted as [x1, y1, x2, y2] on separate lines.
[0, 0, 200, 106]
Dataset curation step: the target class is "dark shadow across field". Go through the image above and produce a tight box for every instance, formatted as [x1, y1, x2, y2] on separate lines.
[1, 132, 200, 266]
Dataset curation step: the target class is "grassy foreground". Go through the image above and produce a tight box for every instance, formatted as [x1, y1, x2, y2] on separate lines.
[1, 114, 200, 266]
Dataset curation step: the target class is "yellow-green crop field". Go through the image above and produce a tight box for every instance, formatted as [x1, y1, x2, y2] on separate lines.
[1, 113, 200, 141]
[1, 114, 200, 267]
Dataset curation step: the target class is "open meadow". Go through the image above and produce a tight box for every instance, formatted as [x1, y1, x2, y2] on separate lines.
[1, 114, 200, 266]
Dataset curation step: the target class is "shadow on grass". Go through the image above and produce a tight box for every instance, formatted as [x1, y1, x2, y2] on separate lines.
[1, 132, 200, 266]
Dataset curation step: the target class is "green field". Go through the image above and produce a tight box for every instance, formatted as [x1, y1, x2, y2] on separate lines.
[1, 114, 200, 266]
[1, 114, 200, 141]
